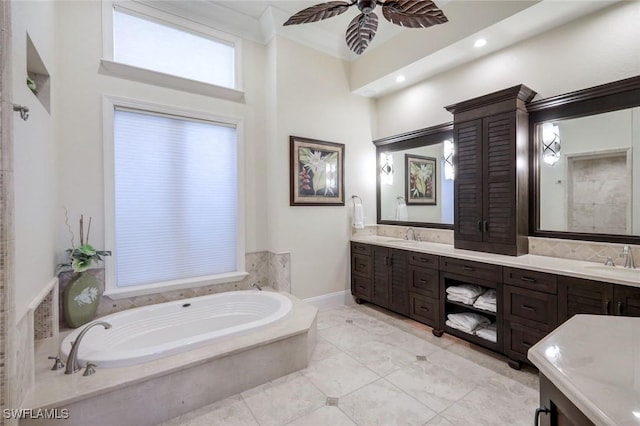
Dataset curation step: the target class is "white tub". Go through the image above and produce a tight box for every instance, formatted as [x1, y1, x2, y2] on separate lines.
[60, 290, 293, 368]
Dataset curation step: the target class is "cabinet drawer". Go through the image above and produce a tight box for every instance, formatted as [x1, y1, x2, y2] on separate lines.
[503, 267, 557, 294]
[408, 252, 438, 269]
[351, 242, 372, 256]
[409, 267, 439, 298]
[504, 285, 557, 331]
[352, 275, 371, 300]
[505, 320, 547, 360]
[351, 253, 371, 278]
[440, 257, 502, 281]
[409, 294, 438, 326]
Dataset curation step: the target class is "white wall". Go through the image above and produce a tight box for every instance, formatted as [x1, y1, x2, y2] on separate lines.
[54, 1, 269, 268]
[12, 0, 58, 319]
[268, 36, 376, 299]
[375, 1, 640, 139]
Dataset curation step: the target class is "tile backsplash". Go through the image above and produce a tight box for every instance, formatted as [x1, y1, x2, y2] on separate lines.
[528, 236, 640, 264]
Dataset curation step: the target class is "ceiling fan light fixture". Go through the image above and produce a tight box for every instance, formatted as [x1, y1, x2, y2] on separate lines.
[283, 0, 449, 55]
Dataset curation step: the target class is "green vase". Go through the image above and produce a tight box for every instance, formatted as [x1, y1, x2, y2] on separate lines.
[63, 272, 102, 328]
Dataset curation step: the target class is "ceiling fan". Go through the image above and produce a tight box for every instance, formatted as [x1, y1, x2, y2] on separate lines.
[283, 0, 448, 55]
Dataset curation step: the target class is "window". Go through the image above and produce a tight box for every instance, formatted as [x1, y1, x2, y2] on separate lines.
[104, 99, 245, 297]
[112, 8, 235, 88]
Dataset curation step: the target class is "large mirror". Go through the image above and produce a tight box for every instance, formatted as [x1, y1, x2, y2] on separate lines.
[375, 123, 454, 228]
[530, 76, 640, 243]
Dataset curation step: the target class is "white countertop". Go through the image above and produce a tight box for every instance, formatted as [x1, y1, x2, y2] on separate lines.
[528, 315, 640, 426]
[351, 235, 640, 288]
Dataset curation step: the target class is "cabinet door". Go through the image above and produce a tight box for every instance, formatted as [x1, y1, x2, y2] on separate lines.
[372, 246, 390, 308]
[454, 119, 483, 244]
[558, 276, 613, 323]
[482, 112, 517, 246]
[614, 285, 640, 316]
[388, 249, 409, 316]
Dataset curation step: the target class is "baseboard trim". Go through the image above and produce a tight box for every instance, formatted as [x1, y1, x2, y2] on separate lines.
[304, 290, 355, 311]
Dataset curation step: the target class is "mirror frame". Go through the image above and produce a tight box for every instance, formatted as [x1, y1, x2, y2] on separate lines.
[528, 75, 640, 244]
[374, 122, 454, 229]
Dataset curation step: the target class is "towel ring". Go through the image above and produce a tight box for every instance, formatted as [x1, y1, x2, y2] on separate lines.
[351, 195, 363, 205]
[396, 196, 406, 205]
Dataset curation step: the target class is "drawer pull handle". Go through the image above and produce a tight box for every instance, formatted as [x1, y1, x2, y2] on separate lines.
[522, 341, 533, 348]
[358, 263, 367, 269]
[521, 276, 537, 283]
[419, 306, 429, 311]
[462, 266, 474, 271]
[483, 221, 489, 232]
[616, 301, 623, 315]
[418, 279, 427, 284]
[477, 221, 482, 232]
[603, 300, 610, 315]
[521, 304, 536, 312]
[358, 285, 366, 289]
[418, 257, 429, 262]
[535, 407, 550, 426]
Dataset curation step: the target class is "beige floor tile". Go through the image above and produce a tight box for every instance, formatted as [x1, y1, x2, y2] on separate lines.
[242, 373, 326, 426]
[285, 405, 357, 426]
[339, 378, 437, 426]
[303, 351, 379, 397]
[309, 337, 343, 365]
[423, 414, 455, 425]
[160, 394, 258, 426]
[342, 338, 419, 376]
[319, 323, 378, 352]
[439, 375, 538, 426]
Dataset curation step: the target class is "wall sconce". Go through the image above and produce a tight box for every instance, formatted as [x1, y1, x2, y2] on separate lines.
[380, 153, 394, 185]
[541, 122, 561, 166]
[443, 139, 454, 180]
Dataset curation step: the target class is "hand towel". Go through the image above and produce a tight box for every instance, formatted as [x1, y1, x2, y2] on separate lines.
[352, 203, 364, 229]
[446, 284, 484, 299]
[472, 289, 497, 312]
[446, 312, 491, 333]
[446, 293, 478, 305]
[396, 203, 408, 221]
[475, 323, 497, 343]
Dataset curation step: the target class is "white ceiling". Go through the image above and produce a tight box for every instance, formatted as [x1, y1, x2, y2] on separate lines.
[141, 0, 620, 97]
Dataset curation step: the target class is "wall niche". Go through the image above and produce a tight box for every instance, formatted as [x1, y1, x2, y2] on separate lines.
[26, 33, 50, 113]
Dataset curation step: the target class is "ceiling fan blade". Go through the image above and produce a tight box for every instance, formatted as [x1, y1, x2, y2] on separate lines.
[345, 12, 378, 55]
[284, 1, 354, 26]
[382, 0, 448, 28]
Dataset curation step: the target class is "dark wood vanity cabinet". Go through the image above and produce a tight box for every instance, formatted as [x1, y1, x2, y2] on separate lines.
[537, 374, 594, 426]
[503, 267, 558, 369]
[558, 276, 640, 322]
[446, 85, 535, 256]
[351, 243, 410, 316]
[407, 252, 440, 327]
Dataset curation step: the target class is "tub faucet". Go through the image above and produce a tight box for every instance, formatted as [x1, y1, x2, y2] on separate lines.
[65, 321, 111, 375]
[251, 283, 262, 291]
[621, 245, 635, 269]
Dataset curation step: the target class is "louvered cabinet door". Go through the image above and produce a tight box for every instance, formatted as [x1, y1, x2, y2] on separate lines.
[388, 249, 409, 316]
[371, 246, 390, 308]
[454, 119, 483, 243]
[482, 112, 517, 246]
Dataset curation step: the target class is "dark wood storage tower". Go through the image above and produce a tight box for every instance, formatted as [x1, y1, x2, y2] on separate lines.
[445, 85, 536, 256]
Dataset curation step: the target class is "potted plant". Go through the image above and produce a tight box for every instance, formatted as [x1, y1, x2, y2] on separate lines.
[58, 214, 111, 328]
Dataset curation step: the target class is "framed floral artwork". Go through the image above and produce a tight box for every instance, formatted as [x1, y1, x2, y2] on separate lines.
[290, 136, 345, 206]
[405, 154, 436, 205]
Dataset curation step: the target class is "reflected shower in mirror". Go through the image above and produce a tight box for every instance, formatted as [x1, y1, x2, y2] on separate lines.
[375, 123, 454, 228]
[537, 107, 640, 235]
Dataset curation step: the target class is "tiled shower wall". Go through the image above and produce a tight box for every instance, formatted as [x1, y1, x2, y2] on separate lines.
[34, 251, 291, 334]
[0, 0, 13, 421]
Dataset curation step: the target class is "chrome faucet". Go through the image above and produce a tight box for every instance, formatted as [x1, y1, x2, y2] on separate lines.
[405, 227, 416, 241]
[65, 321, 111, 374]
[251, 282, 262, 291]
[621, 245, 635, 269]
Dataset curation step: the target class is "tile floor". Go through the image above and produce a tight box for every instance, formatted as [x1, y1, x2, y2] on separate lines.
[163, 304, 539, 426]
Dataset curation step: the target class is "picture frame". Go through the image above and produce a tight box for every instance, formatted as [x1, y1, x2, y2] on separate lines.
[405, 154, 436, 205]
[290, 136, 345, 206]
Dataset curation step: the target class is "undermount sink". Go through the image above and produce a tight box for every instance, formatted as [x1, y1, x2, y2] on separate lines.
[374, 237, 420, 245]
[582, 264, 640, 277]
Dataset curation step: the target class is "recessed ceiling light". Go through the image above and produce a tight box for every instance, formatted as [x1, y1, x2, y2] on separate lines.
[395, 75, 406, 83]
[474, 38, 487, 48]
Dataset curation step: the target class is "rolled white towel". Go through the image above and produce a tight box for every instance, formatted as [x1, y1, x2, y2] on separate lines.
[352, 203, 364, 229]
[446, 319, 474, 334]
[447, 293, 478, 305]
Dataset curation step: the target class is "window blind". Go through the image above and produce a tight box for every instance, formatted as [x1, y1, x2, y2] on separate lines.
[113, 108, 237, 288]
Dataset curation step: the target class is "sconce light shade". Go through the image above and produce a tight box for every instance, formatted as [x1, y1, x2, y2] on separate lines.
[541, 123, 561, 166]
[443, 139, 455, 180]
[380, 153, 394, 185]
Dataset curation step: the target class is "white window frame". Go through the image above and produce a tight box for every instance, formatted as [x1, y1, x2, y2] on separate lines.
[103, 95, 247, 299]
[100, 0, 244, 102]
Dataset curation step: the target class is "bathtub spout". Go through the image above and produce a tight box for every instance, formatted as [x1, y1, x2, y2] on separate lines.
[251, 283, 262, 291]
[65, 321, 111, 374]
